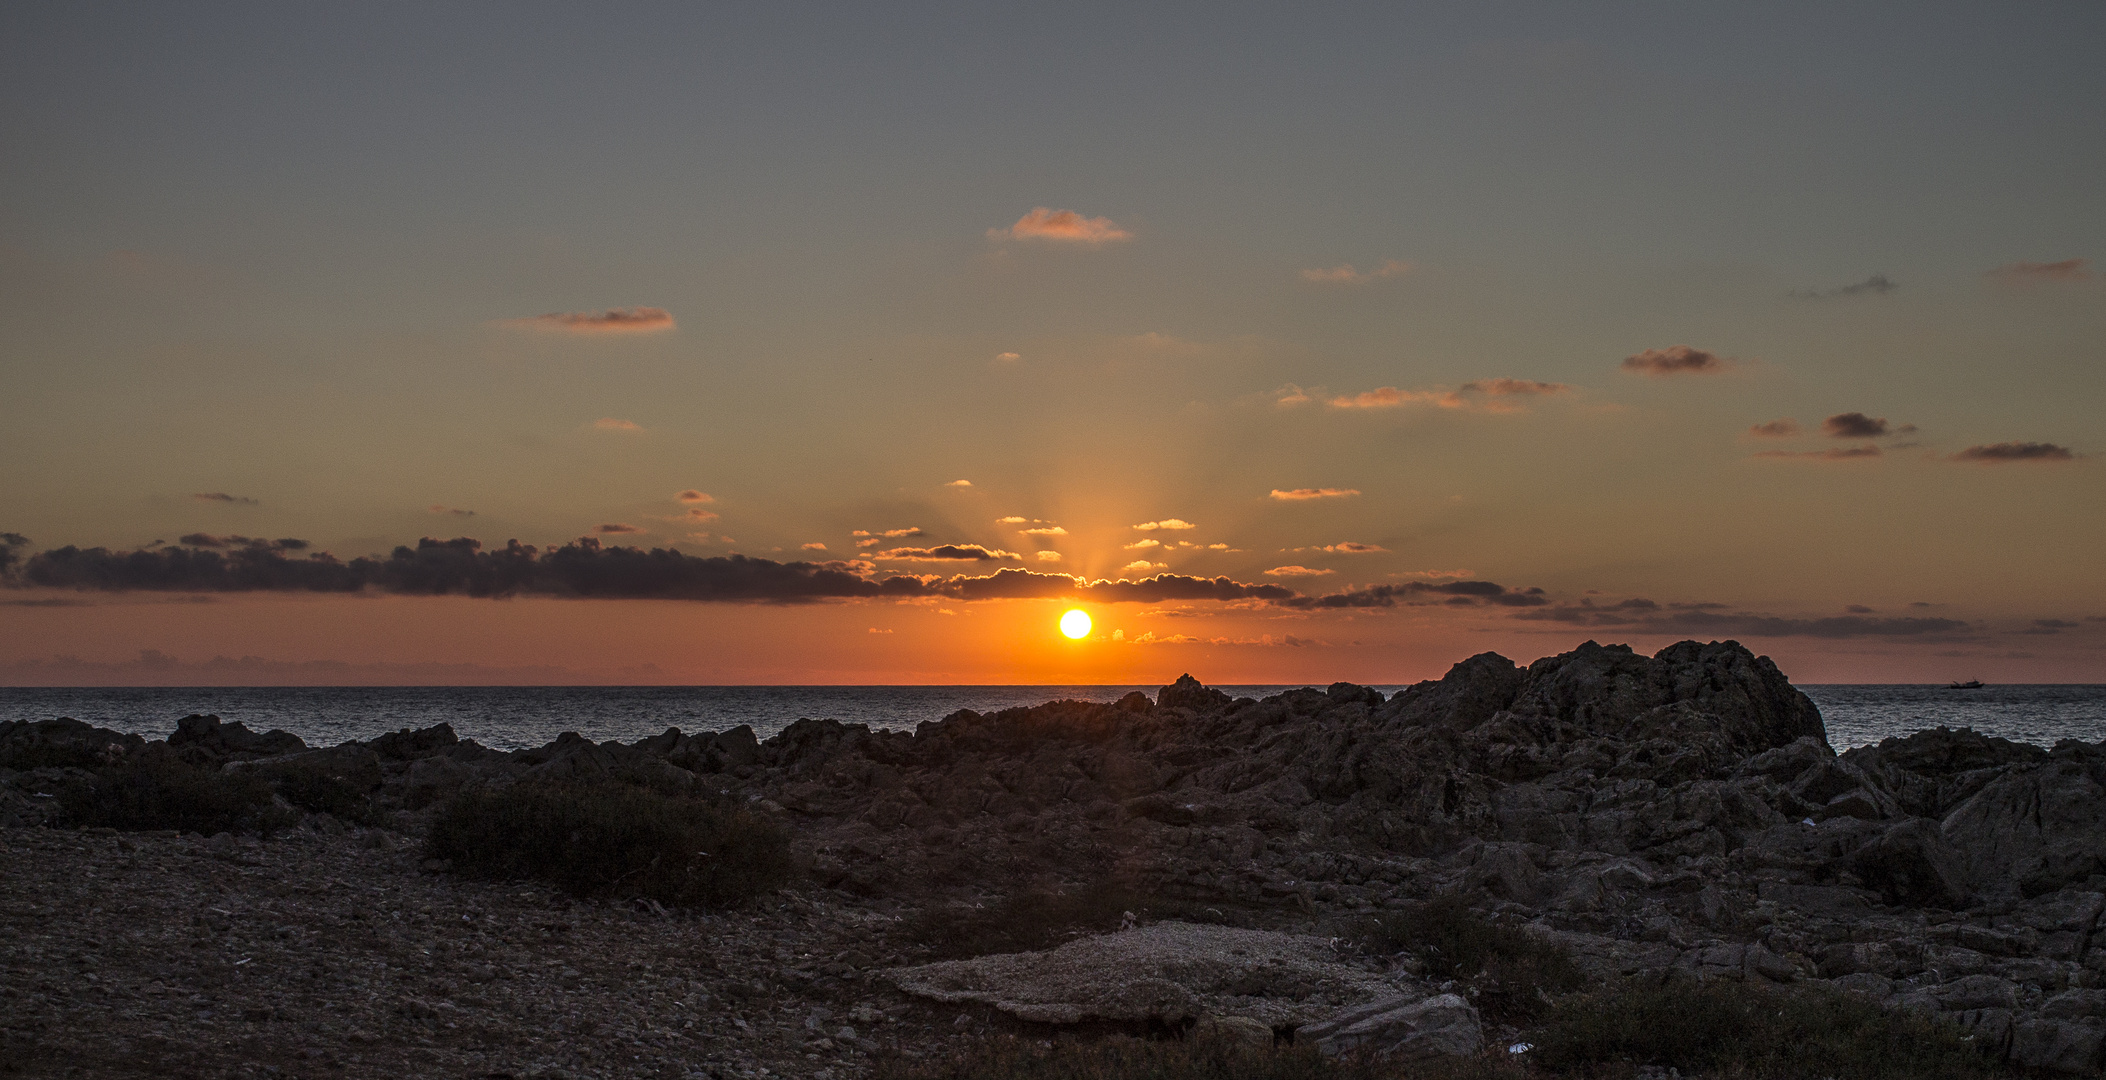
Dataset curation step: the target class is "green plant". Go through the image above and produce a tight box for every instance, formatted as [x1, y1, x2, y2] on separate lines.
[1352, 895, 1582, 1023]
[58, 752, 289, 834]
[424, 775, 791, 907]
[1529, 978, 2003, 1080]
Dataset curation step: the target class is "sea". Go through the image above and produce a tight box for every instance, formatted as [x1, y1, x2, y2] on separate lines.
[3, 683, 2105, 753]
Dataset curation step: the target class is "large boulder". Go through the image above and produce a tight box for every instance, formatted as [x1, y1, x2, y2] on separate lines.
[1503, 640, 1826, 754]
[1300, 992, 1483, 1061]
[0, 718, 144, 770]
[1376, 653, 1525, 731]
[1942, 759, 2106, 897]
[167, 714, 306, 759]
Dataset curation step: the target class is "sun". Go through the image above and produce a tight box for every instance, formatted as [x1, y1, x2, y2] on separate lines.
[1059, 609, 1092, 639]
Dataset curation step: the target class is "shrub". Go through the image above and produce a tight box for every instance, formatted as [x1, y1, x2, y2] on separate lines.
[1529, 978, 2003, 1080]
[424, 775, 791, 907]
[270, 767, 384, 826]
[872, 1031, 1525, 1080]
[1351, 895, 1582, 1023]
[58, 752, 289, 834]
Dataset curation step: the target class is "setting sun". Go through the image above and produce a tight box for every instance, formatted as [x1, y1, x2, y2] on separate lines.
[1059, 609, 1092, 639]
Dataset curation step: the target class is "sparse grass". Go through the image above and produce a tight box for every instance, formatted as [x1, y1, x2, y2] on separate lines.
[899, 881, 1242, 959]
[1350, 895, 1583, 1023]
[57, 752, 290, 835]
[424, 774, 792, 908]
[873, 1031, 1526, 1080]
[1529, 978, 2004, 1080]
[269, 767, 384, 826]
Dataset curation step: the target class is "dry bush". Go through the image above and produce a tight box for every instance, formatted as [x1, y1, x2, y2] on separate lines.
[1351, 895, 1582, 1023]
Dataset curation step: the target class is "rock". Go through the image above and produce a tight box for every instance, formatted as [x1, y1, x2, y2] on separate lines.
[1932, 974, 2019, 1012]
[1194, 1014, 1274, 1047]
[885, 922, 1397, 1027]
[1845, 819, 1970, 908]
[1941, 761, 2106, 898]
[368, 724, 459, 760]
[2011, 1018, 2106, 1075]
[1158, 674, 1231, 714]
[0, 718, 145, 769]
[167, 714, 306, 759]
[1377, 652, 1524, 730]
[1300, 993, 1483, 1062]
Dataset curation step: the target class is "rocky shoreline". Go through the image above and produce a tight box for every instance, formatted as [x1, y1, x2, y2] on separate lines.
[6, 639, 2106, 1078]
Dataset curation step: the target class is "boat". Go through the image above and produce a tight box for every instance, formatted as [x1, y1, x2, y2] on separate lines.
[1947, 679, 1985, 690]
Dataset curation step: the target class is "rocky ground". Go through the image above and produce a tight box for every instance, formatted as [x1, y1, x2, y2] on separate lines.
[7, 638, 2106, 1077]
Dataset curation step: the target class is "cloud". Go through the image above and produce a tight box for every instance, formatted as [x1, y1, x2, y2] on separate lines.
[990, 207, 1132, 245]
[853, 527, 924, 541]
[867, 627, 892, 635]
[1950, 442, 2078, 463]
[1392, 568, 1472, 579]
[995, 516, 1028, 524]
[176, 534, 308, 551]
[1274, 385, 1313, 407]
[1752, 445, 1883, 461]
[800, 542, 827, 551]
[994, 352, 1021, 363]
[1132, 519, 1196, 531]
[1124, 539, 1161, 551]
[1300, 260, 1412, 284]
[1519, 607, 1973, 639]
[1325, 379, 1570, 412]
[1035, 551, 1062, 563]
[1264, 565, 1332, 577]
[1123, 560, 1168, 573]
[1320, 542, 1385, 553]
[593, 523, 643, 535]
[676, 490, 715, 504]
[945, 479, 973, 488]
[1270, 488, 1361, 501]
[511, 307, 675, 333]
[1621, 345, 1732, 376]
[1747, 418, 1801, 438]
[428, 505, 476, 517]
[593, 418, 643, 432]
[872, 545, 1021, 562]
[1823, 412, 1891, 438]
[193, 492, 259, 505]
[1987, 259, 2091, 282]
[1020, 526, 1068, 536]
[1791, 274, 1897, 299]
[2020, 619, 2080, 635]
[683, 508, 720, 523]
[1279, 579, 1547, 609]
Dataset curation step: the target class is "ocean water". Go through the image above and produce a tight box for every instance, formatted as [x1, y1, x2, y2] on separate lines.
[1, 683, 2101, 753]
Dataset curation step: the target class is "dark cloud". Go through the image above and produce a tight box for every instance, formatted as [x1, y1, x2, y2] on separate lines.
[1845, 605, 1875, 614]
[511, 307, 675, 333]
[177, 534, 309, 551]
[1621, 345, 1731, 376]
[1790, 274, 1897, 299]
[1986, 259, 2091, 282]
[593, 523, 644, 535]
[0, 533, 24, 577]
[192, 492, 259, 505]
[1278, 580, 1547, 609]
[1751, 445, 1882, 461]
[1951, 442, 2077, 463]
[2020, 619, 2081, 635]
[872, 545, 1019, 562]
[1747, 418, 1801, 438]
[429, 505, 476, 517]
[1823, 412, 1890, 438]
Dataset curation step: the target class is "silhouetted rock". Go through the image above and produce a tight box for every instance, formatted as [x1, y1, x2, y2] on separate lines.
[167, 714, 306, 759]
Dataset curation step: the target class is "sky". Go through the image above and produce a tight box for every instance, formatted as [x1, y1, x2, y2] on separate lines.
[2, 2, 2102, 685]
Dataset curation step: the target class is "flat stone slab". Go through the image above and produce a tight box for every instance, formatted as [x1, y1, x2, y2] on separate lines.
[885, 920, 1407, 1026]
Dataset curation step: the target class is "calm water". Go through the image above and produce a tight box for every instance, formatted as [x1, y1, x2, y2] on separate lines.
[1, 684, 2101, 753]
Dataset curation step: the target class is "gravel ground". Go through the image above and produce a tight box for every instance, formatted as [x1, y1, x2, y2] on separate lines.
[0, 825, 987, 1080]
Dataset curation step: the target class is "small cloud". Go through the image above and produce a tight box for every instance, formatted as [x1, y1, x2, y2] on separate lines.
[1790, 274, 1898, 299]
[994, 352, 1022, 363]
[1986, 259, 2091, 282]
[594, 523, 643, 535]
[2022, 619, 2080, 635]
[990, 207, 1132, 245]
[1950, 442, 2078, 463]
[1845, 604, 1875, 614]
[1392, 568, 1472, 579]
[1622, 345, 1733, 376]
[1752, 445, 1883, 461]
[510, 307, 675, 333]
[684, 508, 720, 522]
[1270, 487, 1361, 501]
[428, 505, 476, 517]
[1823, 412, 1891, 438]
[800, 542, 827, 551]
[676, 490, 715, 504]
[1019, 526, 1068, 536]
[192, 492, 259, 505]
[1205, 543, 1231, 551]
[853, 527, 924, 539]
[1035, 550, 1063, 563]
[872, 544, 1020, 562]
[1132, 519, 1196, 531]
[1265, 565, 1333, 577]
[996, 516, 1029, 524]
[593, 418, 643, 432]
[945, 479, 973, 488]
[867, 627, 893, 635]
[1326, 379, 1569, 412]
[1124, 539, 1161, 550]
[1121, 560, 1168, 573]
[1320, 542, 1386, 553]
[1747, 418, 1801, 438]
[1274, 384, 1313, 407]
[1300, 259, 1413, 284]
[855, 538, 880, 548]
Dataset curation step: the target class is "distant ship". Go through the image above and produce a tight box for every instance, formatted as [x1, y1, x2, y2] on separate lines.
[1948, 679, 1985, 690]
